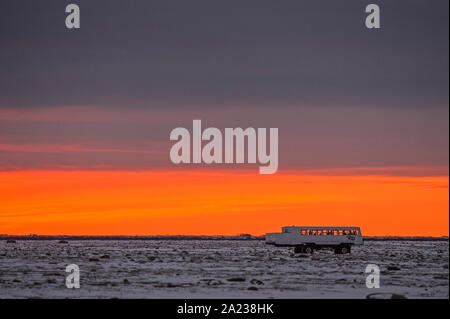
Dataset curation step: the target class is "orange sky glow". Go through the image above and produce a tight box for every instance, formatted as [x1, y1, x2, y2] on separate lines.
[0, 169, 448, 236]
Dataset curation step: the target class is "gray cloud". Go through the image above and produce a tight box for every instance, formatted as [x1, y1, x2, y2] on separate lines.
[0, 0, 448, 109]
[0, 1, 447, 172]
[0, 105, 448, 171]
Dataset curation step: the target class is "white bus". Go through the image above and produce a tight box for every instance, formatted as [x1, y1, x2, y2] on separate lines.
[265, 226, 363, 254]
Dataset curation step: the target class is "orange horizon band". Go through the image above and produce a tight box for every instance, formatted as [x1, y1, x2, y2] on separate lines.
[0, 169, 448, 237]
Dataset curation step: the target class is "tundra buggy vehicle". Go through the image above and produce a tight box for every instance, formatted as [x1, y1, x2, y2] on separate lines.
[265, 226, 363, 254]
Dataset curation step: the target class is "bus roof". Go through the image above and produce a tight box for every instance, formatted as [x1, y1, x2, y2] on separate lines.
[282, 226, 361, 230]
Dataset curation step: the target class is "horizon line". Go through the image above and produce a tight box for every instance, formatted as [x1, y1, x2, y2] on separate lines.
[1, 234, 448, 238]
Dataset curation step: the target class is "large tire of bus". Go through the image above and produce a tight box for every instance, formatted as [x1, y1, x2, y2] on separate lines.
[334, 244, 351, 254]
[294, 245, 304, 254]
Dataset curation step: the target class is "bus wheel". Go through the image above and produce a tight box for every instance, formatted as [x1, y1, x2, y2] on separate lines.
[336, 245, 351, 254]
[294, 246, 304, 254]
[304, 246, 314, 254]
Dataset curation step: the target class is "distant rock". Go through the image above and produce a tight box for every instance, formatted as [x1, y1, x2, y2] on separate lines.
[250, 279, 264, 285]
[206, 279, 223, 286]
[58, 240, 68, 244]
[6, 240, 16, 244]
[334, 279, 347, 283]
[247, 286, 258, 291]
[100, 254, 110, 259]
[227, 277, 246, 282]
[88, 258, 100, 262]
[387, 266, 401, 271]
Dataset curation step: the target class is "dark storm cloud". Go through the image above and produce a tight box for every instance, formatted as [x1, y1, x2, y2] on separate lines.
[0, 0, 448, 109]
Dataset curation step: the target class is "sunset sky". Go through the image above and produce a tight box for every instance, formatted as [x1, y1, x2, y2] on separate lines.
[0, 1, 448, 236]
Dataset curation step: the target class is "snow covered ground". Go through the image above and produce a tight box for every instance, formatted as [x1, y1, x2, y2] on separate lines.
[0, 240, 448, 299]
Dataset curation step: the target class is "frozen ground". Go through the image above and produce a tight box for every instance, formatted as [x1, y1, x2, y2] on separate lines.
[0, 240, 448, 299]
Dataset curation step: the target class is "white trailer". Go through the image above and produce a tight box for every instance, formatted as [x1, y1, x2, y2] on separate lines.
[265, 226, 363, 254]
